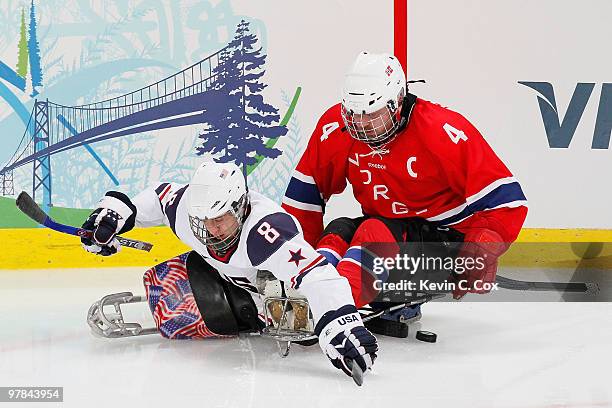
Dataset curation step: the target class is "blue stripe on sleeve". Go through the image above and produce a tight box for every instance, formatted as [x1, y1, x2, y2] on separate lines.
[436, 182, 526, 226]
[284, 177, 324, 206]
[294, 259, 329, 289]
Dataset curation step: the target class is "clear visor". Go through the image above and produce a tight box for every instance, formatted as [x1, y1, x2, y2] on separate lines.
[341, 101, 401, 145]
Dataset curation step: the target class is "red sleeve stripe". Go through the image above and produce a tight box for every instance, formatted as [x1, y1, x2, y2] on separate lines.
[291, 254, 326, 289]
[299, 254, 325, 275]
[158, 184, 172, 201]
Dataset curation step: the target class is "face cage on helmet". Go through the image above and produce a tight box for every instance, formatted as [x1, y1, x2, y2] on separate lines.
[188, 194, 248, 254]
[340, 101, 402, 146]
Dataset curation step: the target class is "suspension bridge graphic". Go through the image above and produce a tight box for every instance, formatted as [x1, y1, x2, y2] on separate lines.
[0, 46, 229, 210]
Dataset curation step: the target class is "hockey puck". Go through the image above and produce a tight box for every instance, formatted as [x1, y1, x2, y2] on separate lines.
[415, 330, 437, 343]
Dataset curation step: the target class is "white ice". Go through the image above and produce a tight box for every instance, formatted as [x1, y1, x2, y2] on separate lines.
[1, 267, 611, 408]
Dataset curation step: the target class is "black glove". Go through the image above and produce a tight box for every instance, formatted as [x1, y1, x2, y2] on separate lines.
[315, 305, 378, 384]
[81, 191, 136, 257]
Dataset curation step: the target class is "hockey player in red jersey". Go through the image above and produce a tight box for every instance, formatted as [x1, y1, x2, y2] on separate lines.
[282, 52, 528, 316]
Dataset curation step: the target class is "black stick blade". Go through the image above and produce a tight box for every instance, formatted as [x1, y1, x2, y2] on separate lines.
[496, 275, 594, 294]
[346, 358, 364, 386]
[16, 191, 48, 224]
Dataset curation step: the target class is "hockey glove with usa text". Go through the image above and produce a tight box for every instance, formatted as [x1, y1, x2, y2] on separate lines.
[81, 191, 137, 256]
[315, 305, 378, 383]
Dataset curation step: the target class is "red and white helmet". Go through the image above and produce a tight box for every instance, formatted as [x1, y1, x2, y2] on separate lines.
[188, 161, 248, 253]
[341, 52, 406, 146]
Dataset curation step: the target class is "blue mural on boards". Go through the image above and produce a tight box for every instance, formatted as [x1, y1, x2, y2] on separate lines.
[0, 2, 296, 213]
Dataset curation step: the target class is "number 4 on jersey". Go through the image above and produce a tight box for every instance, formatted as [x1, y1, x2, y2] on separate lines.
[443, 123, 468, 144]
[320, 122, 340, 141]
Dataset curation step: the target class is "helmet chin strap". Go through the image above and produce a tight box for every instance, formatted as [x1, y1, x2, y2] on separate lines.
[397, 91, 418, 132]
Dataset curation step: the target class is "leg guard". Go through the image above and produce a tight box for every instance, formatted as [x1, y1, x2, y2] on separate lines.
[186, 251, 262, 335]
[143, 252, 261, 339]
[143, 252, 217, 339]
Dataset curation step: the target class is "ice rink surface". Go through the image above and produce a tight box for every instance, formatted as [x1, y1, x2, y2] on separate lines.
[1, 267, 611, 408]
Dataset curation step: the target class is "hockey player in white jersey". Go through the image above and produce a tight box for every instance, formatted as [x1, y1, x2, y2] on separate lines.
[81, 161, 378, 383]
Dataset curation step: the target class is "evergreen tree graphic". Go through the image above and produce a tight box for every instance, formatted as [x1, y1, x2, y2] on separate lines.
[28, 0, 43, 96]
[196, 20, 287, 177]
[16, 8, 29, 79]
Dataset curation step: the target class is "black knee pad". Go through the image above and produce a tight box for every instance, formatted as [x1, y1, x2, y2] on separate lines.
[399, 218, 465, 263]
[368, 219, 467, 293]
[186, 252, 261, 335]
[321, 216, 366, 243]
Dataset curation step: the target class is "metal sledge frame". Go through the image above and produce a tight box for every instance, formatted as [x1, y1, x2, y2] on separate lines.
[261, 296, 314, 357]
[87, 292, 158, 338]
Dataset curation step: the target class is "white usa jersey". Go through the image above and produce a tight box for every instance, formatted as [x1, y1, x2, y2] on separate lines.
[131, 182, 354, 323]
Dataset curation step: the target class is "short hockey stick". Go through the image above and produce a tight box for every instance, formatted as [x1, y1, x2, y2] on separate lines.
[16, 191, 153, 252]
[496, 275, 598, 294]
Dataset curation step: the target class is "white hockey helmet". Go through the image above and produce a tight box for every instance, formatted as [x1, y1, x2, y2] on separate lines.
[187, 161, 249, 253]
[341, 52, 406, 146]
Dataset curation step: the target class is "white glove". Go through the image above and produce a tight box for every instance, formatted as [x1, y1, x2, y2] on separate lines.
[80, 191, 136, 257]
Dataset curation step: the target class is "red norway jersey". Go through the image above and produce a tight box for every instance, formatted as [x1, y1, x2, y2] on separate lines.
[282, 97, 528, 246]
